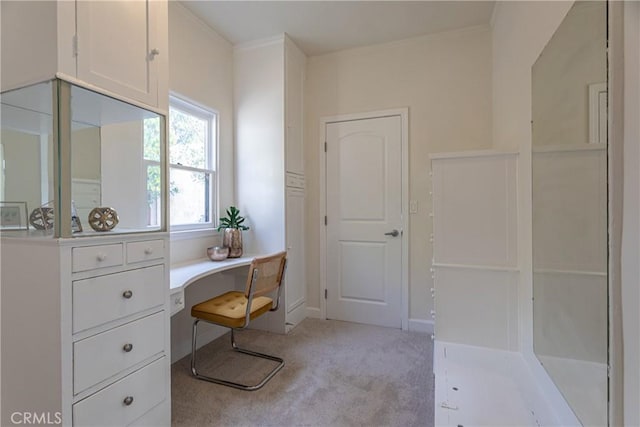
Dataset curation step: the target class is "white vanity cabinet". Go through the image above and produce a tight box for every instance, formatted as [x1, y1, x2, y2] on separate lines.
[235, 34, 307, 333]
[0, 0, 168, 110]
[0, 235, 171, 426]
[1, 68, 170, 425]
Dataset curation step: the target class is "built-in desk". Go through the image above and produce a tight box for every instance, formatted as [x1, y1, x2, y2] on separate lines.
[169, 255, 257, 315]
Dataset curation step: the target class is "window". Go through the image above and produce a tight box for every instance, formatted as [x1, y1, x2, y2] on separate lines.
[144, 95, 217, 231]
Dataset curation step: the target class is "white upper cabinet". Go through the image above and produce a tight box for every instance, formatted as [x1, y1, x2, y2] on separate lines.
[76, 1, 165, 108]
[0, 0, 168, 110]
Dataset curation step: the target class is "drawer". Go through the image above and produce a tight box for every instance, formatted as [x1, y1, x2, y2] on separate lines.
[74, 312, 165, 394]
[169, 289, 185, 316]
[73, 244, 123, 273]
[73, 265, 165, 333]
[285, 173, 305, 189]
[73, 356, 166, 427]
[127, 240, 164, 264]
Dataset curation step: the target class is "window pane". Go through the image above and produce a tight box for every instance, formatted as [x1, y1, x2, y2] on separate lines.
[143, 118, 161, 161]
[169, 107, 206, 169]
[146, 163, 162, 227]
[169, 167, 210, 225]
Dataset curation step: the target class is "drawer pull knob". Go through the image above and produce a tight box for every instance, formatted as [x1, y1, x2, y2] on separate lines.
[122, 290, 133, 299]
[144, 247, 153, 255]
[123, 396, 134, 406]
[96, 253, 107, 262]
[123, 343, 133, 353]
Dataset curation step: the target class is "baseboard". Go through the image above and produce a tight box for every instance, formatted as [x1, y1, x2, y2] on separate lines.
[408, 318, 434, 334]
[306, 306, 322, 319]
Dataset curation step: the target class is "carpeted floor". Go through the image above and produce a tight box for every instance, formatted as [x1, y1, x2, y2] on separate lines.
[171, 318, 434, 427]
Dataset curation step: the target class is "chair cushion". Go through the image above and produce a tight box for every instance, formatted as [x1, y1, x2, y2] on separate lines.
[191, 291, 274, 329]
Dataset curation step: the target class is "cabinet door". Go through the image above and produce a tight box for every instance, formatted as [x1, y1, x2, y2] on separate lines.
[285, 42, 305, 175]
[285, 188, 306, 324]
[76, 0, 161, 106]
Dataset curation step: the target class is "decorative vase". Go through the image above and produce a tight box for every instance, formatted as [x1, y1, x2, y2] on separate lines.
[223, 228, 243, 258]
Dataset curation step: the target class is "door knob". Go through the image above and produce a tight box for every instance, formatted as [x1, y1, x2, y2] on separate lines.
[384, 229, 400, 237]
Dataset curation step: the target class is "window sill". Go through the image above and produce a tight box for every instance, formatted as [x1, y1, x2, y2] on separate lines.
[170, 228, 220, 241]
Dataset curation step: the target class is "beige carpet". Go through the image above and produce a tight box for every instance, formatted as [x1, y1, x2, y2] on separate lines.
[171, 318, 434, 427]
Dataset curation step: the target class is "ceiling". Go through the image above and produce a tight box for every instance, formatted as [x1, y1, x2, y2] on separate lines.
[180, 1, 496, 56]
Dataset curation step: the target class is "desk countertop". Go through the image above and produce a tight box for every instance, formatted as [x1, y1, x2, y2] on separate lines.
[169, 255, 255, 292]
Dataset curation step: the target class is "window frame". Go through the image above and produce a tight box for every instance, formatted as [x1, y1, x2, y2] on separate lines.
[166, 94, 219, 233]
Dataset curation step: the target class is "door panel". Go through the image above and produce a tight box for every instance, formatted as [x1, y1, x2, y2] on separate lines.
[339, 134, 386, 220]
[326, 115, 402, 328]
[339, 242, 386, 302]
[76, 1, 158, 106]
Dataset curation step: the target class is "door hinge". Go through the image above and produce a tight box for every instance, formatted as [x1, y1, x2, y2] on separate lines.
[324, 289, 328, 299]
[72, 35, 78, 57]
[324, 141, 327, 152]
[324, 216, 327, 225]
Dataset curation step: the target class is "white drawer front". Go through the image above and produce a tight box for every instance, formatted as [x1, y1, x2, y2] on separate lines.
[73, 356, 166, 427]
[285, 172, 305, 189]
[169, 289, 185, 316]
[127, 240, 164, 264]
[73, 265, 165, 333]
[74, 312, 165, 394]
[73, 243, 123, 272]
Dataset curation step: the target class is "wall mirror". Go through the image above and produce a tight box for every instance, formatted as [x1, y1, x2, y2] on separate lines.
[0, 79, 165, 236]
[531, 1, 608, 425]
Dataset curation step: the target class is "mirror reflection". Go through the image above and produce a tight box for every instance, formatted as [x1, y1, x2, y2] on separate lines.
[0, 81, 54, 216]
[532, 1, 608, 426]
[0, 80, 164, 235]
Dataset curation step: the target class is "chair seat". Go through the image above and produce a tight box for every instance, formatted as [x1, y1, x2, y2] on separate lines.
[191, 291, 273, 328]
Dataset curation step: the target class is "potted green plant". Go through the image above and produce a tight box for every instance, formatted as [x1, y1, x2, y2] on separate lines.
[217, 206, 250, 258]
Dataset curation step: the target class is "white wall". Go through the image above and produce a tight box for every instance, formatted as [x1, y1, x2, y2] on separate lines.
[101, 122, 147, 230]
[234, 39, 286, 256]
[304, 27, 493, 324]
[167, 3, 236, 360]
[0, 130, 42, 212]
[168, 2, 235, 264]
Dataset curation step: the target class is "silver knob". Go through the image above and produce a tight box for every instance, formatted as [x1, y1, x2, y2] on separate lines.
[123, 343, 133, 353]
[123, 396, 134, 406]
[149, 48, 160, 60]
[384, 229, 400, 237]
[122, 290, 133, 299]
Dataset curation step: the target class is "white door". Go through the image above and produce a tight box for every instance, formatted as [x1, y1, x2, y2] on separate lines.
[326, 115, 403, 328]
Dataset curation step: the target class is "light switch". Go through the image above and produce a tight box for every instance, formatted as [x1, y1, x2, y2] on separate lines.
[409, 200, 418, 214]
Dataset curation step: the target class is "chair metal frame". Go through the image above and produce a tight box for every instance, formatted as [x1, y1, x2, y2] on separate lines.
[190, 255, 287, 391]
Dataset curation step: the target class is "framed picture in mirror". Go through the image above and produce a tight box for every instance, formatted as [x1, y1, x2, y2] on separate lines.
[0, 201, 28, 230]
